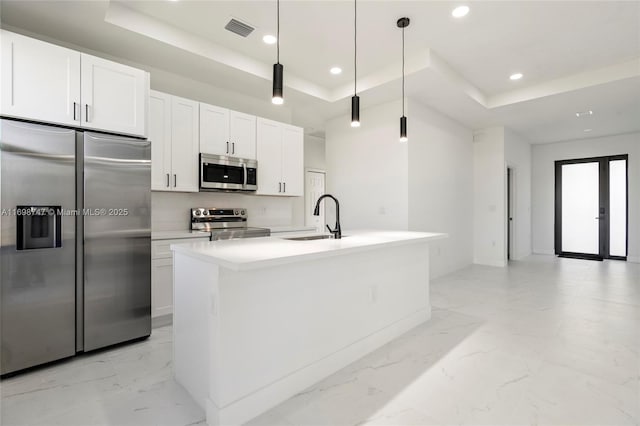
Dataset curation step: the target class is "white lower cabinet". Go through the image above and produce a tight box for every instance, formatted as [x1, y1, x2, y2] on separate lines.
[151, 236, 209, 319]
[151, 258, 173, 319]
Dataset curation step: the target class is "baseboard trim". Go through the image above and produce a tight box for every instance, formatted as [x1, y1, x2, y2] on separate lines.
[473, 259, 506, 268]
[533, 249, 555, 255]
[152, 314, 172, 328]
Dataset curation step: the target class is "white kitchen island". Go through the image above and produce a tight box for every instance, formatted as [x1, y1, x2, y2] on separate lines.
[171, 230, 446, 426]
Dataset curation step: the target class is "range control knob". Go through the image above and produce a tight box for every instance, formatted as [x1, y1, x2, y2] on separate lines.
[194, 210, 201, 216]
[234, 210, 239, 215]
[240, 210, 246, 215]
[202, 210, 209, 216]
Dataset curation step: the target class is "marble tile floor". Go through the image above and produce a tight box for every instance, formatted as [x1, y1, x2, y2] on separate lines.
[1, 255, 638, 426]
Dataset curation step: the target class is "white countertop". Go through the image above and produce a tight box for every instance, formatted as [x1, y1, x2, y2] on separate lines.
[171, 230, 447, 271]
[152, 230, 211, 241]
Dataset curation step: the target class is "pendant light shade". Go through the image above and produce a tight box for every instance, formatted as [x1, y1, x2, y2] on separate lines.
[272, 63, 283, 105]
[351, 0, 360, 127]
[351, 95, 360, 127]
[272, 0, 284, 105]
[400, 116, 407, 142]
[397, 17, 410, 142]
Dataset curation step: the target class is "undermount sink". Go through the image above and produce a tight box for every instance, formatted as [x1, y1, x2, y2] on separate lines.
[284, 235, 333, 241]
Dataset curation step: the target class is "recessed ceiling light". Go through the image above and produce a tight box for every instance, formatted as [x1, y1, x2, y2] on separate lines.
[452, 6, 470, 18]
[330, 67, 342, 75]
[262, 35, 277, 45]
[584, 128, 593, 132]
[575, 110, 593, 117]
[509, 73, 523, 80]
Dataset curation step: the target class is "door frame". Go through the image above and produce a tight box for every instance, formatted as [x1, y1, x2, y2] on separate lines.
[554, 154, 628, 261]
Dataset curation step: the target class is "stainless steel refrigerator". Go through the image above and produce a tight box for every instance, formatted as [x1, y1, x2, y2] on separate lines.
[0, 119, 151, 375]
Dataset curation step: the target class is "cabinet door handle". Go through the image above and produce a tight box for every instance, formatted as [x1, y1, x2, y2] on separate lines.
[85, 104, 90, 122]
[166, 174, 170, 188]
[232, 142, 235, 155]
[73, 102, 77, 121]
[283, 182, 286, 193]
[226, 142, 229, 154]
[278, 182, 282, 193]
[174, 174, 177, 187]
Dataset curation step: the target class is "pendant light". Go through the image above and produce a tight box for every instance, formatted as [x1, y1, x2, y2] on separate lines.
[351, 0, 360, 127]
[397, 17, 409, 142]
[272, 0, 284, 105]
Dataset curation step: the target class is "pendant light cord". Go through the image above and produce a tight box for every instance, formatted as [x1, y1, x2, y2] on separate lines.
[354, 0, 357, 95]
[402, 25, 405, 116]
[277, 0, 280, 64]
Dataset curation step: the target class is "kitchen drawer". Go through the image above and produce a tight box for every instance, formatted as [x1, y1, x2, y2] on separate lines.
[152, 237, 209, 260]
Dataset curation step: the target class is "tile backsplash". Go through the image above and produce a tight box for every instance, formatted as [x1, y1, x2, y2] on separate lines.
[152, 191, 303, 231]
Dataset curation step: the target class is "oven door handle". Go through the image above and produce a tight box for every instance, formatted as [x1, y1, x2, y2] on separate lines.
[242, 163, 247, 189]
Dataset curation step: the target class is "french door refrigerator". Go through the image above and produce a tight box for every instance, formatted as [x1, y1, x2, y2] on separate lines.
[0, 119, 151, 375]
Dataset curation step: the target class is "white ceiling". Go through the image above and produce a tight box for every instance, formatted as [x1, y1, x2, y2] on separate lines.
[1, 0, 639, 143]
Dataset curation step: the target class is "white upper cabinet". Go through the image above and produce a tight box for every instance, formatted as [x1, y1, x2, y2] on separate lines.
[256, 118, 284, 196]
[80, 53, 148, 137]
[281, 125, 304, 196]
[1, 30, 81, 127]
[199, 103, 256, 160]
[229, 110, 256, 159]
[256, 118, 304, 197]
[149, 90, 172, 191]
[0, 30, 148, 137]
[149, 91, 199, 193]
[170, 96, 199, 192]
[199, 103, 229, 156]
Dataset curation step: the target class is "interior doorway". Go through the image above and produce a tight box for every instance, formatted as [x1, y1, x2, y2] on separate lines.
[554, 155, 628, 261]
[305, 170, 326, 232]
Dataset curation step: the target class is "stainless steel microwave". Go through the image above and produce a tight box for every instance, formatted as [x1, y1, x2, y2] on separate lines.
[199, 153, 258, 191]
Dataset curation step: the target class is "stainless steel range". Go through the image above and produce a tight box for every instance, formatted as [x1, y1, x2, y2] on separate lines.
[190, 208, 270, 240]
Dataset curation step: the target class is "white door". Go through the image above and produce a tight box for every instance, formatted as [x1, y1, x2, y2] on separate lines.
[80, 53, 148, 137]
[170, 96, 199, 192]
[281, 125, 304, 196]
[149, 90, 172, 191]
[1, 30, 80, 126]
[305, 171, 326, 232]
[229, 110, 256, 160]
[199, 103, 230, 156]
[561, 162, 600, 254]
[256, 118, 283, 196]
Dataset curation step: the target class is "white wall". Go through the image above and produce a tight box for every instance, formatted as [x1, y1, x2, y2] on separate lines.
[407, 100, 474, 278]
[532, 132, 640, 262]
[505, 128, 532, 260]
[304, 135, 326, 170]
[325, 100, 409, 231]
[473, 127, 506, 267]
[325, 99, 474, 277]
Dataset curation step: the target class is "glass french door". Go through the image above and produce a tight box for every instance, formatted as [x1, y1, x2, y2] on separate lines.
[555, 155, 628, 261]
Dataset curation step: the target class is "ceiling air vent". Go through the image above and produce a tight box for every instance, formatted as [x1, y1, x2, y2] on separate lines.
[225, 18, 255, 38]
